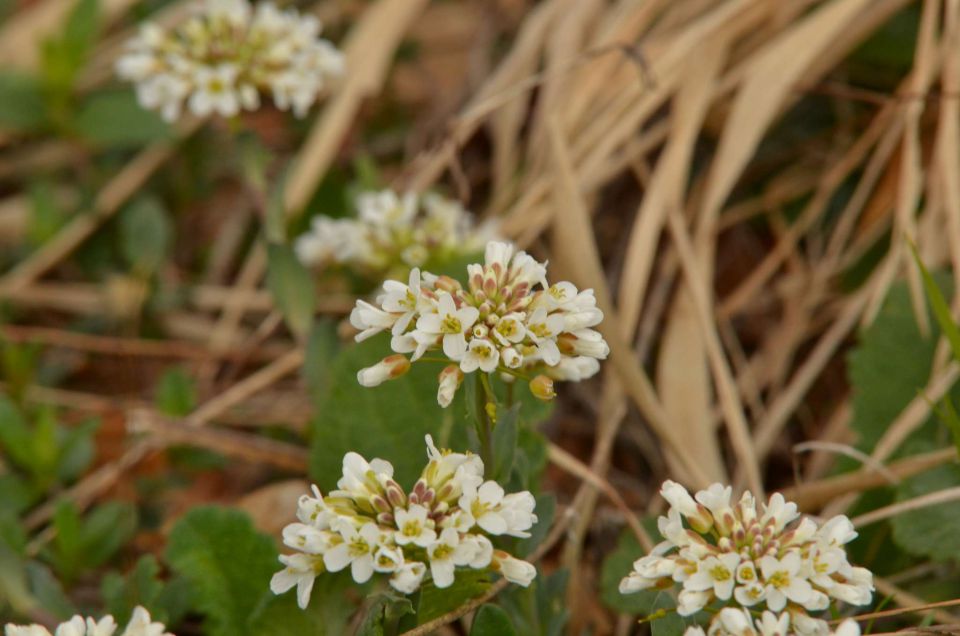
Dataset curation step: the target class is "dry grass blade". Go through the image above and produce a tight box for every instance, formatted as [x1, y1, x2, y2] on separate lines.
[283, 0, 428, 216]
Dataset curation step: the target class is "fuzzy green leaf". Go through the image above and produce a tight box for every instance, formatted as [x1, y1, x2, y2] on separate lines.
[309, 335, 469, 487]
[471, 604, 517, 636]
[266, 243, 316, 340]
[417, 569, 491, 625]
[165, 507, 278, 636]
[891, 463, 960, 561]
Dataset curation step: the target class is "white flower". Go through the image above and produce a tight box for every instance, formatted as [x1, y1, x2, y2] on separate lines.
[85, 616, 118, 636]
[350, 300, 398, 342]
[416, 293, 479, 360]
[695, 483, 735, 534]
[493, 552, 536, 586]
[761, 493, 799, 532]
[380, 268, 423, 334]
[390, 561, 426, 594]
[460, 481, 537, 538]
[833, 619, 861, 636]
[282, 523, 332, 554]
[714, 607, 755, 634]
[372, 544, 405, 573]
[677, 588, 711, 616]
[557, 329, 609, 359]
[427, 528, 479, 588]
[119, 607, 172, 636]
[547, 356, 599, 381]
[460, 338, 500, 373]
[335, 452, 394, 501]
[524, 308, 564, 365]
[323, 522, 381, 583]
[816, 516, 857, 547]
[685, 552, 740, 600]
[188, 64, 241, 117]
[759, 553, 813, 611]
[660, 480, 712, 531]
[394, 504, 437, 548]
[755, 611, 790, 636]
[461, 534, 493, 568]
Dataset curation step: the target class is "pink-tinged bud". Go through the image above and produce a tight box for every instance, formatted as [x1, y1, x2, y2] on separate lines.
[357, 354, 411, 387]
[385, 479, 407, 508]
[435, 275, 462, 293]
[529, 375, 556, 401]
[437, 365, 465, 408]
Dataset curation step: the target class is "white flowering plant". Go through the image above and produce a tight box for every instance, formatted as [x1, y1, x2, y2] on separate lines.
[5, 607, 172, 636]
[294, 188, 496, 285]
[271, 436, 538, 609]
[116, 0, 343, 122]
[618, 481, 874, 636]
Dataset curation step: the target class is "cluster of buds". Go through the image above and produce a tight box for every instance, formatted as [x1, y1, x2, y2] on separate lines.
[350, 240, 608, 407]
[116, 0, 344, 122]
[620, 481, 874, 635]
[5, 607, 172, 636]
[294, 189, 495, 280]
[271, 436, 538, 609]
[685, 608, 861, 636]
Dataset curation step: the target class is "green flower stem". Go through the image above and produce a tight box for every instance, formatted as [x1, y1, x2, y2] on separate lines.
[475, 373, 495, 468]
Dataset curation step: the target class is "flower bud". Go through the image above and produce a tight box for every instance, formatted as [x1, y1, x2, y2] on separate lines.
[501, 346, 522, 369]
[357, 354, 410, 387]
[437, 365, 465, 408]
[529, 375, 555, 401]
[493, 551, 536, 586]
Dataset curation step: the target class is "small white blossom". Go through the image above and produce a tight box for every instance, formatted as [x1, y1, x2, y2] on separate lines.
[493, 552, 536, 587]
[4, 607, 172, 636]
[116, 0, 343, 121]
[621, 481, 874, 630]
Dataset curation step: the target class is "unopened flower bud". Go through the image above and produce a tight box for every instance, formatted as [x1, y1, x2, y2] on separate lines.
[501, 346, 522, 369]
[357, 354, 410, 387]
[437, 365, 465, 408]
[529, 375, 555, 401]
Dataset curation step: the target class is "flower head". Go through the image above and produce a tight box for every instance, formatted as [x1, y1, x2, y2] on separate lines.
[4, 607, 172, 636]
[272, 436, 538, 607]
[352, 240, 608, 407]
[621, 481, 874, 632]
[116, 0, 343, 121]
[295, 189, 495, 280]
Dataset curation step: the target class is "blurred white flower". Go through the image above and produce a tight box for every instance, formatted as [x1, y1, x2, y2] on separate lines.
[4, 607, 172, 636]
[116, 0, 343, 121]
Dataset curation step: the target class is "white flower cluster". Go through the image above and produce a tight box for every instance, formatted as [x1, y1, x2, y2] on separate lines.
[684, 608, 861, 636]
[620, 481, 875, 636]
[351, 240, 609, 407]
[116, 0, 344, 122]
[271, 436, 538, 609]
[5, 606, 172, 636]
[294, 189, 495, 278]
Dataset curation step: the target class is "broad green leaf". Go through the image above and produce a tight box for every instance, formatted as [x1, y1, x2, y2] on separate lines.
[56, 418, 98, 482]
[0, 72, 46, 131]
[303, 320, 340, 407]
[81, 501, 137, 568]
[155, 367, 198, 417]
[75, 91, 171, 147]
[251, 575, 355, 636]
[891, 463, 960, 561]
[417, 569, 491, 625]
[848, 280, 953, 456]
[910, 243, 960, 363]
[0, 396, 34, 469]
[309, 335, 469, 487]
[165, 507, 278, 636]
[266, 243, 316, 340]
[471, 604, 517, 636]
[499, 569, 569, 636]
[120, 197, 172, 276]
[0, 543, 34, 614]
[49, 501, 83, 582]
[354, 592, 414, 636]
[40, 0, 100, 94]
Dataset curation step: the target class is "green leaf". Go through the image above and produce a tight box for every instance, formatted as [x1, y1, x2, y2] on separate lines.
[309, 335, 469, 487]
[0, 72, 46, 131]
[417, 569, 491, 625]
[155, 367, 198, 417]
[27, 181, 69, 247]
[303, 320, 340, 407]
[56, 418, 98, 482]
[81, 501, 137, 568]
[891, 463, 960, 561]
[0, 542, 35, 614]
[0, 396, 34, 469]
[848, 279, 952, 456]
[25, 562, 76, 619]
[75, 90, 171, 147]
[910, 243, 960, 363]
[355, 592, 415, 636]
[120, 197, 172, 276]
[266, 243, 317, 340]
[499, 569, 569, 636]
[49, 501, 83, 582]
[40, 0, 100, 94]
[930, 396, 960, 458]
[165, 507, 278, 636]
[251, 574, 355, 636]
[471, 604, 517, 636]
[101, 555, 165, 626]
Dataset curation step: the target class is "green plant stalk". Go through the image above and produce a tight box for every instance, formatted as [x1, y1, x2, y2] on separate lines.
[475, 373, 495, 468]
